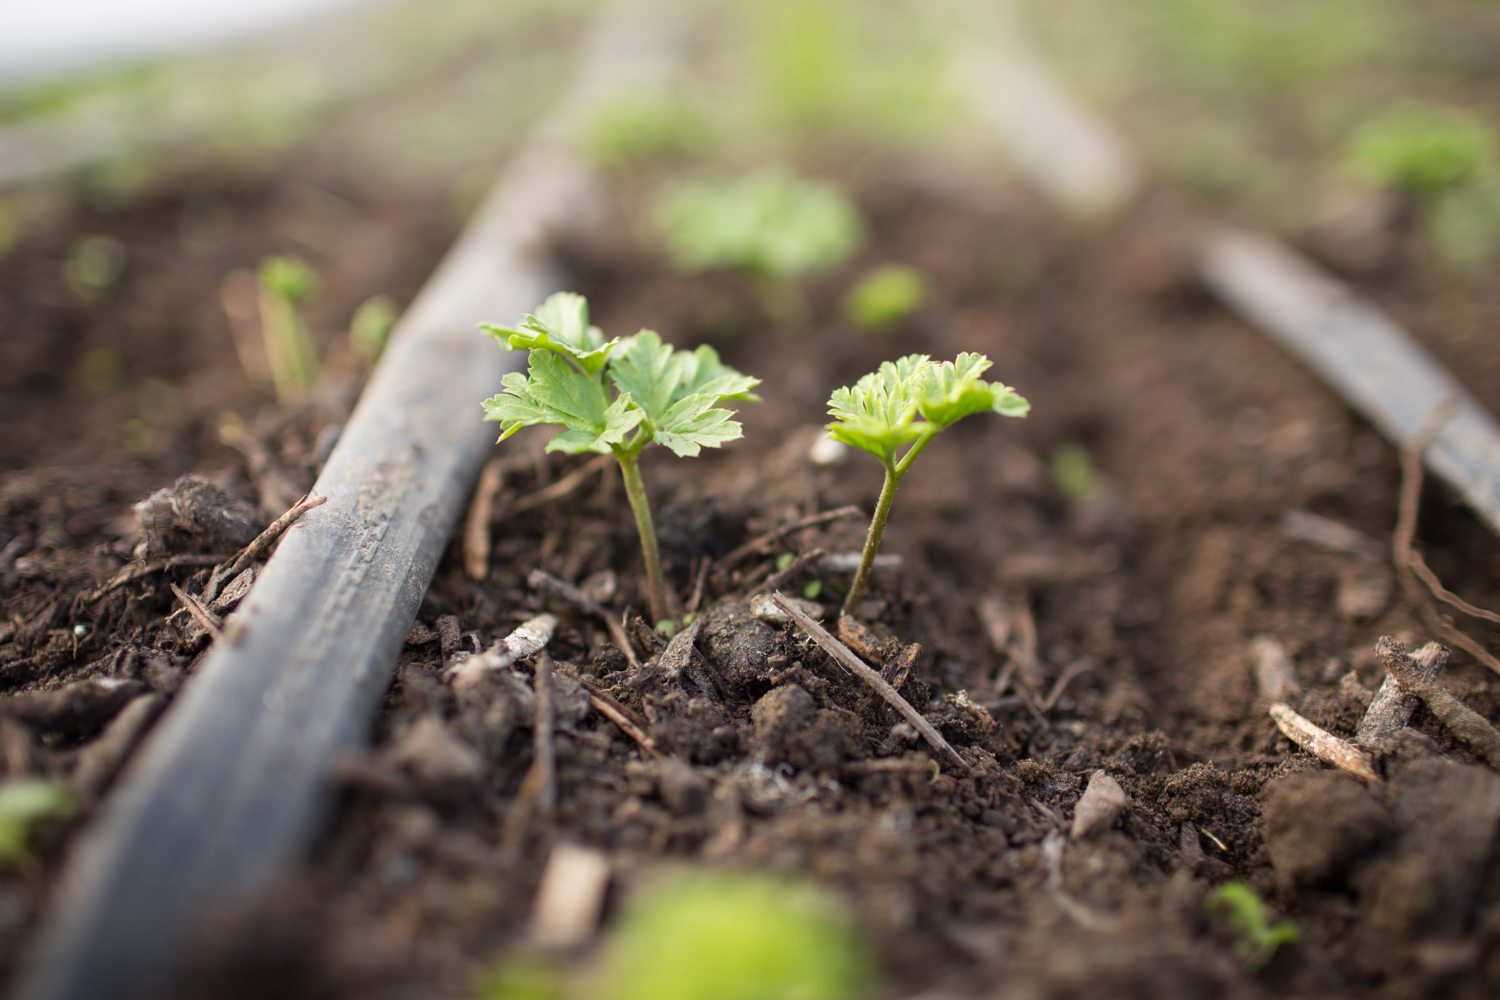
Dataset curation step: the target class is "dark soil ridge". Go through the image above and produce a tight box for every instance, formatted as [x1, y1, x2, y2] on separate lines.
[4, 162, 1500, 999]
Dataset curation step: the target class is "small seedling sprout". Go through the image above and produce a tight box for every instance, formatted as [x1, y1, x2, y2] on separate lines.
[652, 169, 863, 324]
[827, 353, 1028, 617]
[256, 255, 322, 400]
[1206, 881, 1298, 970]
[483, 293, 758, 623]
[0, 779, 76, 865]
[842, 265, 927, 332]
[349, 294, 397, 365]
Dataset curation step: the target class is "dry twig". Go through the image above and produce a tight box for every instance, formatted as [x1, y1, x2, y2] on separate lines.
[529, 569, 639, 669]
[1269, 702, 1380, 782]
[501, 654, 558, 851]
[715, 506, 863, 576]
[168, 583, 222, 640]
[770, 592, 968, 773]
[463, 459, 505, 581]
[501, 454, 611, 519]
[81, 554, 224, 603]
[446, 613, 557, 689]
[1357, 640, 1447, 745]
[1376, 637, 1500, 769]
[557, 664, 660, 758]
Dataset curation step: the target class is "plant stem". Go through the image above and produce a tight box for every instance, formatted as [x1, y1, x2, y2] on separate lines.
[842, 463, 901, 618]
[614, 449, 670, 623]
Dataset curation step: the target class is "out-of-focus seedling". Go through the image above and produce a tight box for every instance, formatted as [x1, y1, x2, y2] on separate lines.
[1206, 881, 1299, 970]
[257, 255, 322, 400]
[596, 871, 871, 1000]
[1049, 443, 1100, 503]
[349, 294, 397, 366]
[1344, 103, 1500, 269]
[653, 169, 863, 325]
[842, 265, 927, 332]
[482, 293, 758, 623]
[0, 780, 76, 866]
[63, 235, 127, 302]
[827, 354, 1028, 616]
[584, 92, 715, 168]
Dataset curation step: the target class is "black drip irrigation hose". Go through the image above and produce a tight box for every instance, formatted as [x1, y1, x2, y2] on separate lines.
[13, 4, 685, 998]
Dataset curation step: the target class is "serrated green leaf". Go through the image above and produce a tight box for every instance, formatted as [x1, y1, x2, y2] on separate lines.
[610, 330, 682, 416]
[653, 393, 744, 457]
[484, 352, 641, 454]
[916, 353, 1030, 428]
[480, 291, 619, 374]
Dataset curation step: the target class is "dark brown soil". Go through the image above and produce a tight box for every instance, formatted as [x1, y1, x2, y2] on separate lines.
[4, 154, 1500, 1000]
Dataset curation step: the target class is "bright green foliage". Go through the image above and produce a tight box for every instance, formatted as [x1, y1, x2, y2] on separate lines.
[1344, 104, 1500, 269]
[828, 354, 1027, 616]
[653, 170, 863, 321]
[474, 955, 566, 1000]
[1206, 881, 1299, 970]
[482, 293, 758, 622]
[1346, 104, 1497, 197]
[349, 294, 397, 365]
[842, 265, 927, 332]
[596, 872, 871, 1000]
[0, 780, 76, 865]
[256, 255, 322, 400]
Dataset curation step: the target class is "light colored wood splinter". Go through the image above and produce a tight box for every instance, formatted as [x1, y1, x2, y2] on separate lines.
[1269, 702, 1380, 783]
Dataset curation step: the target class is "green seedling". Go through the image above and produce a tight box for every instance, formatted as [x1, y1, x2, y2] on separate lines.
[1050, 443, 1100, 503]
[257, 255, 322, 400]
[595, 871, 871, 1000]
[483, 293, 758, 623]
[0, 780, 76, 865]
[1206, 881, 1299, 970]
[842, 265, 927, 332]
[1344, 103, 1500, 269]
[653, 169, 863, 325]
[63, 235, 127, 302]
[827, 354, 1028, 617]
[584, 92, 715, 168]
[349, 294, 397, 365]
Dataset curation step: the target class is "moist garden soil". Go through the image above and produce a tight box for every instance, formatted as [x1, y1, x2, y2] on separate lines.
[3, 153, 1500, 1000]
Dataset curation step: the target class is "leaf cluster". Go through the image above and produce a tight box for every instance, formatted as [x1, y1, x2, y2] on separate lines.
[653, 169, 863, 281]
[827, 353, 1028, 468]
[1346, 103, 1498, 198]
[482, 292, 759, 459]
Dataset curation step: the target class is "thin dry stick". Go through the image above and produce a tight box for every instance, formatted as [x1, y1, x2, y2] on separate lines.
[224, 495, 328, 579]
[463, 459, 505, 581]
[1377, 637, 1500, 769]
[501, 454, 612, 519]
[715, 506, 864, 575]
[1039, 657, 1095, 711]
[82, 554, 225, 603]
[1392, 400, 1500, 675]
[168, 583, 222, 640]
[1357, 640, 1447, 745]
[1269, 702, 1381, 783]
[501, 653, 558, 851]
[560, 667, 660, 758]
[529, 569, 639, 669]
[770, 591, 968, 773]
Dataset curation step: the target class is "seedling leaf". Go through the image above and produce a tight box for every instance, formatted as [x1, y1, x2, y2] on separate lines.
[482, 291, 619, 375]
[0, 779, 76, 864]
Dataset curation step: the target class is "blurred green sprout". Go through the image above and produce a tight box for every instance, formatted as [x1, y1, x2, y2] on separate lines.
[63, 235, 127, 302]
[596, 872, 871, 1000]
[584, 93, 715, 168]
[1206, 881, 1298, 970]
[257, 255, 322, 400]
[1049, 444, 1099, 503]
[0, 780, 76, 865]
[653, 169, 863, 324]
[842, 265, 927, 332]
[349, 294, 398, 366]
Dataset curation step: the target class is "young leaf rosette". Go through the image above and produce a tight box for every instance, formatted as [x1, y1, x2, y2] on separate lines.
[827, 352, 1027, 616]
[482, 292, 759, 622]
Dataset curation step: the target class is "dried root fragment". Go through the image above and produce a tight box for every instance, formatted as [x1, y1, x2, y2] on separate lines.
[1269, 702, 1380, 783]
[1376, 637, 1500, 770]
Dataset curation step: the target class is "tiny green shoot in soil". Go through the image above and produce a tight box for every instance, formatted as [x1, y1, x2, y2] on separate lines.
[257, 255, 322, 400]
[349, 294, 397, 366]
[653, 169, 863, 325]
[842, 265, 927, 332]
[483, 293, 759, 623]
[1206, 881, 1299, 970]
[0, 779, 76, 865]
[827, 353, 1028, 617]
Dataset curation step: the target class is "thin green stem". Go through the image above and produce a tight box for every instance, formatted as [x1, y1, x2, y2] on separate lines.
[614, 448, 671, 624]
[842, 462, 902, 618]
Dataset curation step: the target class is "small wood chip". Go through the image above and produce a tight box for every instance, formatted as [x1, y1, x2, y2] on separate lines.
[446, 613, 557, 689]
[1071, 770, 1128, 840]
[771, 592, 968, 773]
[1251, 636, 1301, 703]
[530, 844, 611, 950]
[1269, 702, 1381, 782]
[1357, 640, 1447, 746]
